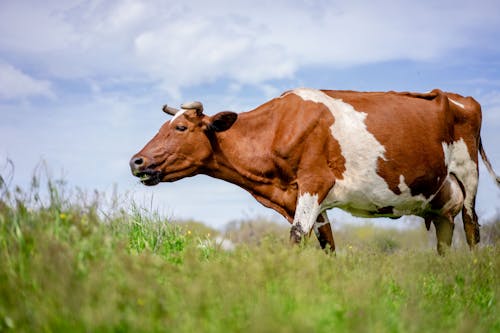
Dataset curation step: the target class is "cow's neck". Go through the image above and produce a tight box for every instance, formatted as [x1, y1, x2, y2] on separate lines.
[206, 109, 275, 188]
[203, 109, 295, 220]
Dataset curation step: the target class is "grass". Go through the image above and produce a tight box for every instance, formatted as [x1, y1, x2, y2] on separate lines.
[0, 171, 499, 332]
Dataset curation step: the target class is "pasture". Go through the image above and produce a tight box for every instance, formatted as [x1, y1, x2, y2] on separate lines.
[0, 177, 498, 332]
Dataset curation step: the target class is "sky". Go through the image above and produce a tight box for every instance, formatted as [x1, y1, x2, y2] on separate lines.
[0, 0, 499, 228]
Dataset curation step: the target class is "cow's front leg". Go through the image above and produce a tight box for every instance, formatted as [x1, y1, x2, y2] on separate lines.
[313, 213, 335, 252]
[290, 192, 321, 245]
[433, 215, 455, 255]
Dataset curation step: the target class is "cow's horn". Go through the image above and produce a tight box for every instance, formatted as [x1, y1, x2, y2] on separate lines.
[181, 101, 203, 112]
[162, 105, 179, 116]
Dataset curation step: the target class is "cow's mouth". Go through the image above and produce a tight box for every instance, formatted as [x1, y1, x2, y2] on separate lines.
[135, 170, 163, 186]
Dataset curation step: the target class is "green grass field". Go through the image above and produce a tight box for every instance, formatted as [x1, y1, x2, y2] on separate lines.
[0, 174, 499, 332]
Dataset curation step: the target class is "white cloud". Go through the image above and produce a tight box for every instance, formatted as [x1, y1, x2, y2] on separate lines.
[1, 0, 499, 95]
[0, 62, 54, 100]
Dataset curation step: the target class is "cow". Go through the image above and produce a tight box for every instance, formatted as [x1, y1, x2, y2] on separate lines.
[130, 88, 499, 254]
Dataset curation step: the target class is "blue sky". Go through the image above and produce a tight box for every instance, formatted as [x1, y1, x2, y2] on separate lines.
[1, 0, 499, 228]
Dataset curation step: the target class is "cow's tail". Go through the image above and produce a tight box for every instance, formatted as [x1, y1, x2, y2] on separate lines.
[479, 137, 500, 186]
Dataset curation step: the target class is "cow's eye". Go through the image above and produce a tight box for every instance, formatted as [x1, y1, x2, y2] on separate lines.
[175, 125, 187, 132]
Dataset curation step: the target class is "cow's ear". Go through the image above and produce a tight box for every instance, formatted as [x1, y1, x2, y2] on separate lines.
[207, 112, 238, 132]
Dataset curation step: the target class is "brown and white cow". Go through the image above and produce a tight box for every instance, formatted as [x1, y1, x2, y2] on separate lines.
[130, 88, 499, 254]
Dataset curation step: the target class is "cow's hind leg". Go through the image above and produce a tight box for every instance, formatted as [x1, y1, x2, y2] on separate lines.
[313, 213, 335, 252]
[445, 140, 480, 248]
[449, 170, 480, 247]
[462, 204, 480, 248]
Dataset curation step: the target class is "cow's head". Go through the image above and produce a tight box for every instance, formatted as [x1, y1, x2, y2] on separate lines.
[130, 101, 238, 186]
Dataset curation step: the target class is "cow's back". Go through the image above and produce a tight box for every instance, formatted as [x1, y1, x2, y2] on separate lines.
[325, 90, 454, 197]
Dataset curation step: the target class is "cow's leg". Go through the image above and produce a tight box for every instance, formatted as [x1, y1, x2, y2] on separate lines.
[313, 212, 335, 251]
[290, 192, 321, 245]
[445, 170, 480, 248]
[454, 167, 480, 248]
[462, 199, 480, 249]
[447, 144, 480, 249]
[433, 215, 455, 255]
[428, 174, 464, 255]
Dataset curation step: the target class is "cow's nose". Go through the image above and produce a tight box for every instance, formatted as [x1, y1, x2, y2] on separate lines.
[130, 155, 147, 174]
[132, 157, 144, 166]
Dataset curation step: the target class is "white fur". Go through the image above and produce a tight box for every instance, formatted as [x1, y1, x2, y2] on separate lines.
[441, 175, 465, 217]
[313, 213, 330, 237]
[290, 88, 431, 218]
[171, 109, 187, 122]
[442, 139, 478, 217]
[449, 98, 465, 109]
[292, 192, 320, 233]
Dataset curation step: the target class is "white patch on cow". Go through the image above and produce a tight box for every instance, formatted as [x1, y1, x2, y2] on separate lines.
[442, 176, 465, 217]
[442, 138, 478, 217]
[448, 98, 465, 109]
[171, 109, 187, 122]
[293, 192, 320, 234]
[313, 213, 330, 238]
[313, 220, 329, 231]
[290, 88, 431, 218]
[397, 175, 410, 193]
